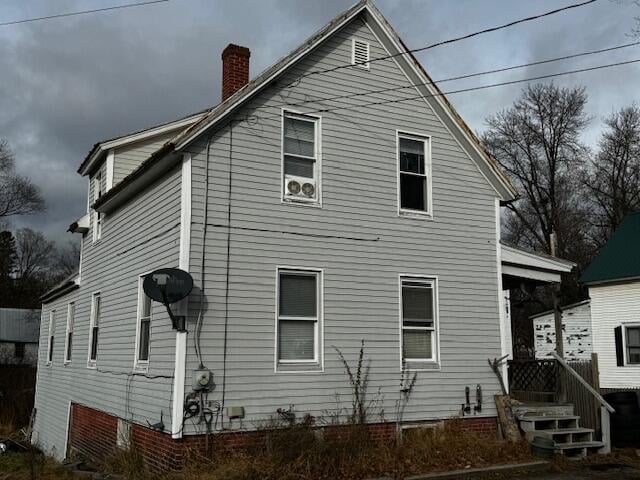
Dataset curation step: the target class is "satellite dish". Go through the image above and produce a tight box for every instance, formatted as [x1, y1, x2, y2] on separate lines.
[143, 268, 193, 304]
[143, 268, 193, 332]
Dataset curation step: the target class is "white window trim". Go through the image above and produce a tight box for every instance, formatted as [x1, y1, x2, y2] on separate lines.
[622, 323, 640, 366]
[396, 130, 433, 219]
[92, 174, 103, 243]
[133, 273, 153, 372]
[87, 292, 100, 368]
[281, 108, 322, 207]
[351, 38, 370, 70]
[398, 274, 440, 371]
[105, 149, 114, 191]
[46, 310, 55, 366]
[63, 302, 75, 365]
[274, 266, 324, 373]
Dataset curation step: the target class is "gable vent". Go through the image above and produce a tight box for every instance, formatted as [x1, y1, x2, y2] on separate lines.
[352, 39, 370, 70]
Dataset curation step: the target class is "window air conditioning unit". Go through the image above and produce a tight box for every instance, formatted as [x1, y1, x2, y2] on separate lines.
[285, 175, 316, 200]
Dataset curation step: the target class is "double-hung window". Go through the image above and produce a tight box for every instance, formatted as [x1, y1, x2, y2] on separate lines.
[282, 111, 320, 204]
[92, 173, 103, 242]
[135, 277, 152, 370]
[400, 277, 438, 367]
[46, 311, 55, 365]
[64, 302, 75, 364]
[626, 326, 640, 365]
[277, 268, 322, 369]
[88, 293, 100, 367]
[398, 133, 431, 216]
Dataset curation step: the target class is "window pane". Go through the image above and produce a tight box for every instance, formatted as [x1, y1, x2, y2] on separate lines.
[279, 320, 315, 360]
[284, 117, 315, 157]
[94, 296, 101, 326]
[66, 333, 73, 361]
[48, 336, 54, 362]
[284, 156, 315, 178]
[400, 174, 426, 211]
[403, 329, 432, 360]
[627, 327, 640, 347]
[399, 138, 425, 174]
[402, 284, 433, 327]
[90, 327, 99, 361]
[139, 320, 150, 361]
[141, 295, 151, 318]
[279, 273, 317, 317]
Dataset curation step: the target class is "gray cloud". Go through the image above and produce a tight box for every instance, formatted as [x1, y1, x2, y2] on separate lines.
[1, 0, 639, 242]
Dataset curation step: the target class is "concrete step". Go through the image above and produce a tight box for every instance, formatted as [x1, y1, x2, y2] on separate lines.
[512, 403, 574, 417]
[525, 427, 594, 444]
[554, 440, 605, 459]
[518, 415, 580, 432]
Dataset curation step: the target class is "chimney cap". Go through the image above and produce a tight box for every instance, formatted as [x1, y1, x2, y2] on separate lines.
[222, 44, 250, 59]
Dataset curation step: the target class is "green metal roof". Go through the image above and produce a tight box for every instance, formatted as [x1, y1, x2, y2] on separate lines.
[581, 212, 640, 285]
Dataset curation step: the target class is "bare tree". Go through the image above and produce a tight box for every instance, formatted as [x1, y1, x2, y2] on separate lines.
[584, 105, 640, 246]
[14, 228, 55, 281]
[0, 140, 45, 220]
[482, 83, 590, 261]
[54, 240, 81, 277]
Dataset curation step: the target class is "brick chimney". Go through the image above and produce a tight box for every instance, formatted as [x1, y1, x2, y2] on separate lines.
[221, 44, 250, 101]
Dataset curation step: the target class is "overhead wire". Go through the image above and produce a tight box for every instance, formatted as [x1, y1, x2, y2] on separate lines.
[0, 0, 169, 27]
[280, 0, 599, 88]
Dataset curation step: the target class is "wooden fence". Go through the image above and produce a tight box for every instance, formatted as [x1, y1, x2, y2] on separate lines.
[508, 354, 602, 437]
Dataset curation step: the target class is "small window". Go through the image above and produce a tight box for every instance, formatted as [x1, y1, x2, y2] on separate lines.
[282, 112, 320, 204]
[88, 293, 100, 367]
[398, 133, 431, 215]
[277, 269, 321, 364]
[64, 302, 75, 364]
[46, 311, 55, 365]
[92, 173, 103, 242]
[401, 277, 437, 365]
[135, 277, 153, 368]
[14, 342, 25, 360]
[626, 326, 640, 365]
[352, 39, 370, 70]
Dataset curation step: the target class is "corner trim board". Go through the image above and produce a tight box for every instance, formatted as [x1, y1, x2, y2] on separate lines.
[105, 150, 114, 191]
[172, 154, 191, 438]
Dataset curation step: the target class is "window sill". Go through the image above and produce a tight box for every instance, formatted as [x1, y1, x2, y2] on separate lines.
[399, 209, 433, 220]
[45, 362, 52, 367]
[63, 361, 71, 366]
[87, 362, 97, 369]
[282, 198, 322, 208]
[276, 361, 323, 374]
[402, 360, 440, 372]
[133, 363, 149, 374]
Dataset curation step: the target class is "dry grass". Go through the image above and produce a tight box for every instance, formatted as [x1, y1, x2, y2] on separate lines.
[168, 420, 532, 480]
[0, 452, 77, 480]
[0, 365, 36, 431]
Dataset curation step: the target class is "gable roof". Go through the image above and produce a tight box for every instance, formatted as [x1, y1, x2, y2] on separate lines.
[581, 212, 640, 285]
[94, 0, 517, 212]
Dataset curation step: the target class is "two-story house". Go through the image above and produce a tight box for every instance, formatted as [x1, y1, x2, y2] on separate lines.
[33, 0, 574, 469]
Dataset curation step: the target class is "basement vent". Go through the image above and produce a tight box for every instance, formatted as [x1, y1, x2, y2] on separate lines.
[352, 39, 370, 70]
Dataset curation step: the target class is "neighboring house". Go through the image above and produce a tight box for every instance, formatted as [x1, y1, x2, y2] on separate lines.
[581, 212, 640, 392]
[32, 0, 573, 468]
[532, 300, 592, 361]
[0, 307, 41, 366]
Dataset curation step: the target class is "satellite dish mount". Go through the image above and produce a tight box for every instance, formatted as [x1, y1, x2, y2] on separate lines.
[143, 268, 194, 332]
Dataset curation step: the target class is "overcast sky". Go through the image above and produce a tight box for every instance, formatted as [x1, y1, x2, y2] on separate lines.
[1, 0, 639, 243]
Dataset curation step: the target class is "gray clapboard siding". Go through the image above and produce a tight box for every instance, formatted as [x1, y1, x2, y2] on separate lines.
[112, 131, 176, 185]
[182, 17, 502, 433]
[33, 165, 183, 459]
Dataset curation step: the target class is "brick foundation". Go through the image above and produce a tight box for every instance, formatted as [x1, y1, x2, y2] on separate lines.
[68, 403, 498, 472]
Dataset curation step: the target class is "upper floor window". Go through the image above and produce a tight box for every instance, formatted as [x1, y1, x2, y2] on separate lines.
[282, 111, 320, 204]
[46, 310, 55, 365]
[398, 132, 431, 216]
[64, 302, 75, 364]
[626, 326, 640, 365]
[135, 276, 153, 370]
[92, 173, 103, 242]
[88, 293, 100, 367]
[400, 277, 438, 366]
[277, 268, 322, 366]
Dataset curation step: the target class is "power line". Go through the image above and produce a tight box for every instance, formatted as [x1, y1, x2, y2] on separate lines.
[282, 0, 599, 88]
[0, 0, 169, 27]
[245, 57, 640, 123]
[254, 40, 640, 112]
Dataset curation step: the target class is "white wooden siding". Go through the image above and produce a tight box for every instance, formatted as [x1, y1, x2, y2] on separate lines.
[183, 17, 503, 432]
[590, 282, 640, 389]
[533, 302, 592, 361]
